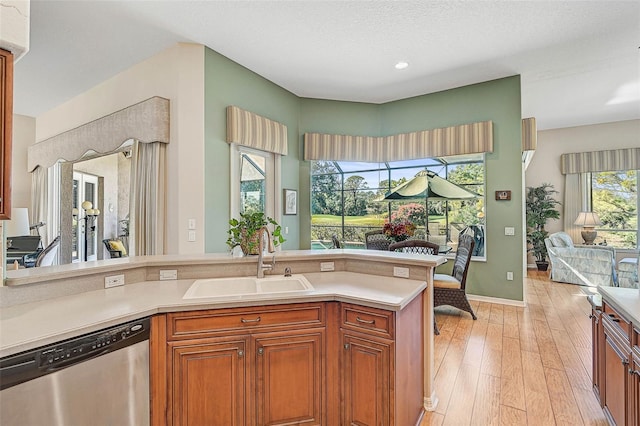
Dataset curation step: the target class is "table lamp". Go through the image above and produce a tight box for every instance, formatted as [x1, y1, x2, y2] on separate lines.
[574, 211, 602, 245]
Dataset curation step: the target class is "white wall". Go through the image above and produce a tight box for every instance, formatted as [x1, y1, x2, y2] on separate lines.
[525, 119, 640, 262]
[33, 43, 205, 254]
[526, 119, 640, 234]
[11, 114, 34, 210]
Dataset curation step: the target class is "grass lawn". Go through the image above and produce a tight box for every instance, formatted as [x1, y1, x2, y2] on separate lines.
[312, 214, 445, 227]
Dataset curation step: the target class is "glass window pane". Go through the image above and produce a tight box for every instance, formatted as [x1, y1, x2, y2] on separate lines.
[240, 153, 266, 214]
[592, 170, 638, 249]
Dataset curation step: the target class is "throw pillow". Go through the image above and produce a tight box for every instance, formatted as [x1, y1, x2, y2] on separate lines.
[108, 240, 127, 256]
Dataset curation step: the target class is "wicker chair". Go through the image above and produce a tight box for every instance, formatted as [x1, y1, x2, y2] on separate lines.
[389, 239, 439, 255]
[433, 234, 477, 333]
[331, 235, 342, 249]
[365, 230, 391, 251]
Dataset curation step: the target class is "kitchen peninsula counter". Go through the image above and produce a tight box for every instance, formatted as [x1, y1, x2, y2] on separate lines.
[0, 249, 445, 357]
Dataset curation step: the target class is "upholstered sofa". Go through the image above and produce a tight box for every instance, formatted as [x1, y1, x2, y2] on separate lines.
[618, 253, 639, 289]
[544, 232, 617, 287]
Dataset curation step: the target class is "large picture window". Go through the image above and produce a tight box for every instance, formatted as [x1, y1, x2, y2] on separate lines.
[311, 154, 486, 257]
[590, 169, 638, 249]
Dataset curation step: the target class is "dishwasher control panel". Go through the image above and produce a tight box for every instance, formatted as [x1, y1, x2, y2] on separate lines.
[38, 319, 149, 368]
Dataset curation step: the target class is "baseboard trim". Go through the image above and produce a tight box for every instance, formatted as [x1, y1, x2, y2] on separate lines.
[467, 293, 526, 307]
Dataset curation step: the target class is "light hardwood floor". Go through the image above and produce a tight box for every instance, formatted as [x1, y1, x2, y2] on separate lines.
[420, 270, 608, 426]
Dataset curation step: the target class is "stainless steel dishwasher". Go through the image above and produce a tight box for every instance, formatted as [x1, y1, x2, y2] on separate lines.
[0, 316, 150, 426]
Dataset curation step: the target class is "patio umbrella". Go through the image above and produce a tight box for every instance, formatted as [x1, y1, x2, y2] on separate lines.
[382, 170, 478, 202]
[381, 170, 479, 239]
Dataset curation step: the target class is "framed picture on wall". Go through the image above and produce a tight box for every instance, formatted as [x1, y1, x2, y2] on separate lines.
[284, 189, 297, 215]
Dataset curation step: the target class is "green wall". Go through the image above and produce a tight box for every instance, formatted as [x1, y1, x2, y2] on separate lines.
[205, 47, 523, 301]
[204, 48, 301, 253]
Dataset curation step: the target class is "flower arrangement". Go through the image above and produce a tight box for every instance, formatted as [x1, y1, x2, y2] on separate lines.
[383, 221, 417, 242]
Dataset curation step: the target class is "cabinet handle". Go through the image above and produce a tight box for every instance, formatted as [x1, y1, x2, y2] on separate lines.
[238, 350, 244, 357]
[344, 344, 350, 350]
[356, 316, 376, 325]
[607, 313, 620, 322]
[633, 370, 640, 377]
[588, 314, 594, 319]
[240, 316, 261, 323]
[622, 359, 629, 366]
[257, 348, 264, 355]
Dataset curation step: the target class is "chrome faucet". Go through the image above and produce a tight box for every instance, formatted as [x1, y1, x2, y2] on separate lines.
[257, 226, 275, 278]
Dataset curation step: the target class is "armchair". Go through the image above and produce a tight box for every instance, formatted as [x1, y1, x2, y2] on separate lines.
[618, 252, 638, 289]
[544, 232, 616, 287]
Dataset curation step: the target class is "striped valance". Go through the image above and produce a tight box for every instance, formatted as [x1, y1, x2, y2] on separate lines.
[561, 147, 640, 175]
[226, 106, 288, 155]
[303, 121, 492, 162]
[522, 117, 537, 151]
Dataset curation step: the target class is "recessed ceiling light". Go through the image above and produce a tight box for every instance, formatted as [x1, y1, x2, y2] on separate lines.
[395, 61, 409, 70]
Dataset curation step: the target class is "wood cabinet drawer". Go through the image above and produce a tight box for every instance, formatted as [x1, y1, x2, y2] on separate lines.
[603, 302, 632, 342]
[341, 303, 394, 339]
[167, 303, 325, 340]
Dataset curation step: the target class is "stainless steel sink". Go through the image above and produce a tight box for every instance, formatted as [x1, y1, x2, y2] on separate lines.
[183, 275, 313, 299]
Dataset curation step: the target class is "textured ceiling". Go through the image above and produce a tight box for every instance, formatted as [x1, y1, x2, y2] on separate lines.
[13, 0, 640, 130]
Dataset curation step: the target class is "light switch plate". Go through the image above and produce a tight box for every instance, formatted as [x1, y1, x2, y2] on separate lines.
[160, 270, 178, 280]
[504, 227, 515, 236]
[320, 262, 335, 272]
[507, 271, 514, 281]
[188, 219, 196, 230]
[393, 267, 410, 278]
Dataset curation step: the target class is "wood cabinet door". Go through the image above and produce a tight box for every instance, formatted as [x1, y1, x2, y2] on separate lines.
[0, 49, 13, 220]
[170, 339, 247, 426]
[592, 307, 603, 403]
[341, 332, 391, 426]
[254, 331, 325, 426]
[632, 353, 639, 426]
[602, 330, 630, 426]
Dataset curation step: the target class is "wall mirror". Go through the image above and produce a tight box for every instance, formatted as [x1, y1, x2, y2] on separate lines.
[4, 97, 169, 282]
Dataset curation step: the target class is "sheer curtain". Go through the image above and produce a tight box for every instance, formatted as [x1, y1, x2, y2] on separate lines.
[30, 166, 48, 244]
[563, 172, 590, 243]
[129, 141, 166, 256]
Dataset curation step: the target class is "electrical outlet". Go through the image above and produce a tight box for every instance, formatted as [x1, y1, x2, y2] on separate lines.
[105, 274, 125, 288]
[394, 267, 410, 278]
[320, 262, 334, 272]
[507, 271, 514, 281]
[160, 270, 177, 280]
[188, 231, 196, 242]
[504, 227, 515, 236]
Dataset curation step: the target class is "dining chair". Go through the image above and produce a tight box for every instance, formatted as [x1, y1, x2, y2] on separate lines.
[388, 239, 439, 255]
[433, 233, 477, 333]
[365, 230, 391, 251]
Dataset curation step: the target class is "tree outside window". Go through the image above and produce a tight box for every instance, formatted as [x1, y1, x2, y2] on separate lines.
[591, 170, 638, 248]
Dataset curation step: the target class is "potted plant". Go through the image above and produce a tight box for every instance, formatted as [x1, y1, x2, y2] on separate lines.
[526, 183, 561, 271]
[227, 211, 285, 255]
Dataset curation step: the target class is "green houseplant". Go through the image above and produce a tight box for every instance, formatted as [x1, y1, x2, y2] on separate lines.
[526, 183, 561, 271]
[227, 211, 285, 255]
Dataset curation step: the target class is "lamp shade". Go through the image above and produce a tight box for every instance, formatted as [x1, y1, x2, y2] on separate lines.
[574, 211, 602, 228]
[5, 208, 30, 237]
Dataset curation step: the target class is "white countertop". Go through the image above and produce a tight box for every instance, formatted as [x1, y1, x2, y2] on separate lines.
[0, 271, 427, 358]
[598, 286, 640, 326]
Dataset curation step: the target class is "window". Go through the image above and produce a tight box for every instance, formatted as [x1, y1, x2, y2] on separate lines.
[590, 169, 638, 249]
[311, 154, 486, 257]
[230, 145, 279, 220]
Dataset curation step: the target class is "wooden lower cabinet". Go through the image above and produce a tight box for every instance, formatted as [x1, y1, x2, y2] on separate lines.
[152, 297, 425, 426]
[632, 327, 639, 426]
[591, 305, 603, 401]
[341, 332, 391, 425]
[593, 301, 637, 426]
[254, 332, 324, 425]
[170, 339, 247, 425]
